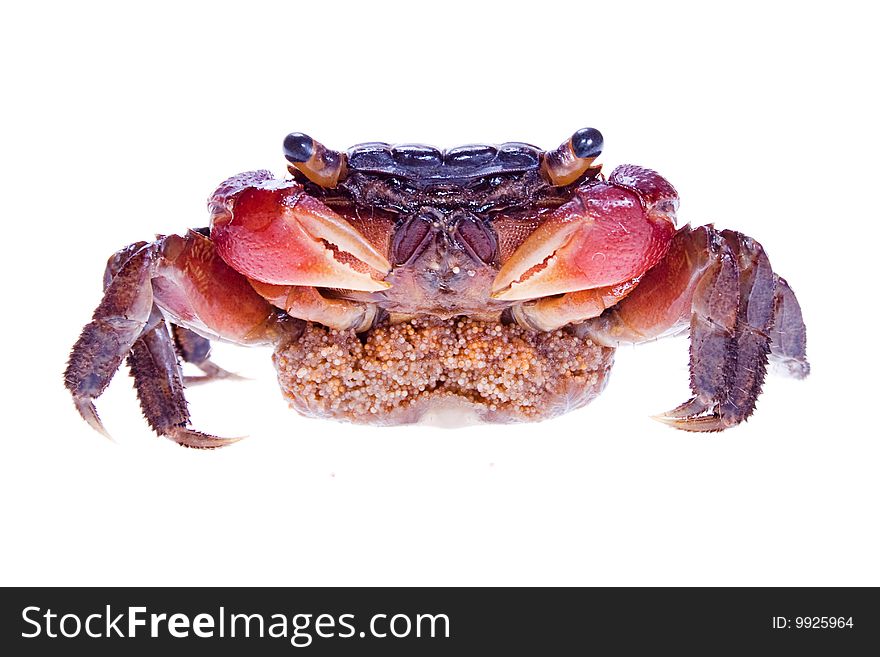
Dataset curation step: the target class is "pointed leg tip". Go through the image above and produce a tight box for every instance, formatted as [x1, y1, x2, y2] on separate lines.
[651, 407, 731, 433]
[183, 372, 250, 387]
[655, 397, 708, 420]
[184, 362, 251, 386]
[787, 360, 811, 379]
[73, 399, 115, 441]
[165, 427, 246, 449]
[651, 413, 699, 430]
[651, 397, 709, 424]
[651, 412, 677, 426]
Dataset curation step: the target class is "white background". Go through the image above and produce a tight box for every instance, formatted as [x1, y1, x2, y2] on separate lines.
[1, 1, 877, 586]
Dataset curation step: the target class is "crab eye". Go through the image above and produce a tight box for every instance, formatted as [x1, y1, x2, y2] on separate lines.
[571, 127, 603, 160]
[283, 132, 314, 163]
[282, 132, 347, 188]
[541, 127, 604, 187]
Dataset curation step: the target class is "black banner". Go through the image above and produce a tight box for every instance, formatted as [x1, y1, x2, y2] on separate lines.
[1, 587, 877, 654]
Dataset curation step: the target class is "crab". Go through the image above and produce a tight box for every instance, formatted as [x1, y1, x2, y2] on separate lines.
[65, 128, 809, 447]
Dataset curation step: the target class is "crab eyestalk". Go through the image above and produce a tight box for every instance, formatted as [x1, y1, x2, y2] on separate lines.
[541, 127, 604, 187]
[283, 132, 348, 188]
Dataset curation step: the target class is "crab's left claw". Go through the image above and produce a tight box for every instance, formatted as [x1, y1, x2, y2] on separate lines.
[210, 175, 391, 292]
[491, 166, 678, 302]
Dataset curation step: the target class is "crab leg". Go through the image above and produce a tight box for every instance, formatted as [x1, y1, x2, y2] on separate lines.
[126, 306, 241, 447]
[64, 242, 155, 438]
[712, 230, 776, 427]
[510, 282, 638, 332]
[767, 275, 810, 378]
[171, 325, 245, 385]
[248, 281, 377, 332]
[671, 236, 739, 424]
[581, 225, 808, 431]
[65, 231, 297, 447]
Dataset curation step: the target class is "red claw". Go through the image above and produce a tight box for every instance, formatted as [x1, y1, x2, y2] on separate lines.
[210, 178, 391, 292]
[492, 167, 678, 301]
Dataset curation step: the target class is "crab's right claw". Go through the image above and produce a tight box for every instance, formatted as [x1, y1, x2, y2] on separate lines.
[210, 176, 391, 292]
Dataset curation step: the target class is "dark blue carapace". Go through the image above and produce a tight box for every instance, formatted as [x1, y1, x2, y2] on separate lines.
[346, 141, 542, 180]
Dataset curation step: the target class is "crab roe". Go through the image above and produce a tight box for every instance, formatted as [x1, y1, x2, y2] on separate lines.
[273, 317, 614, 425]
